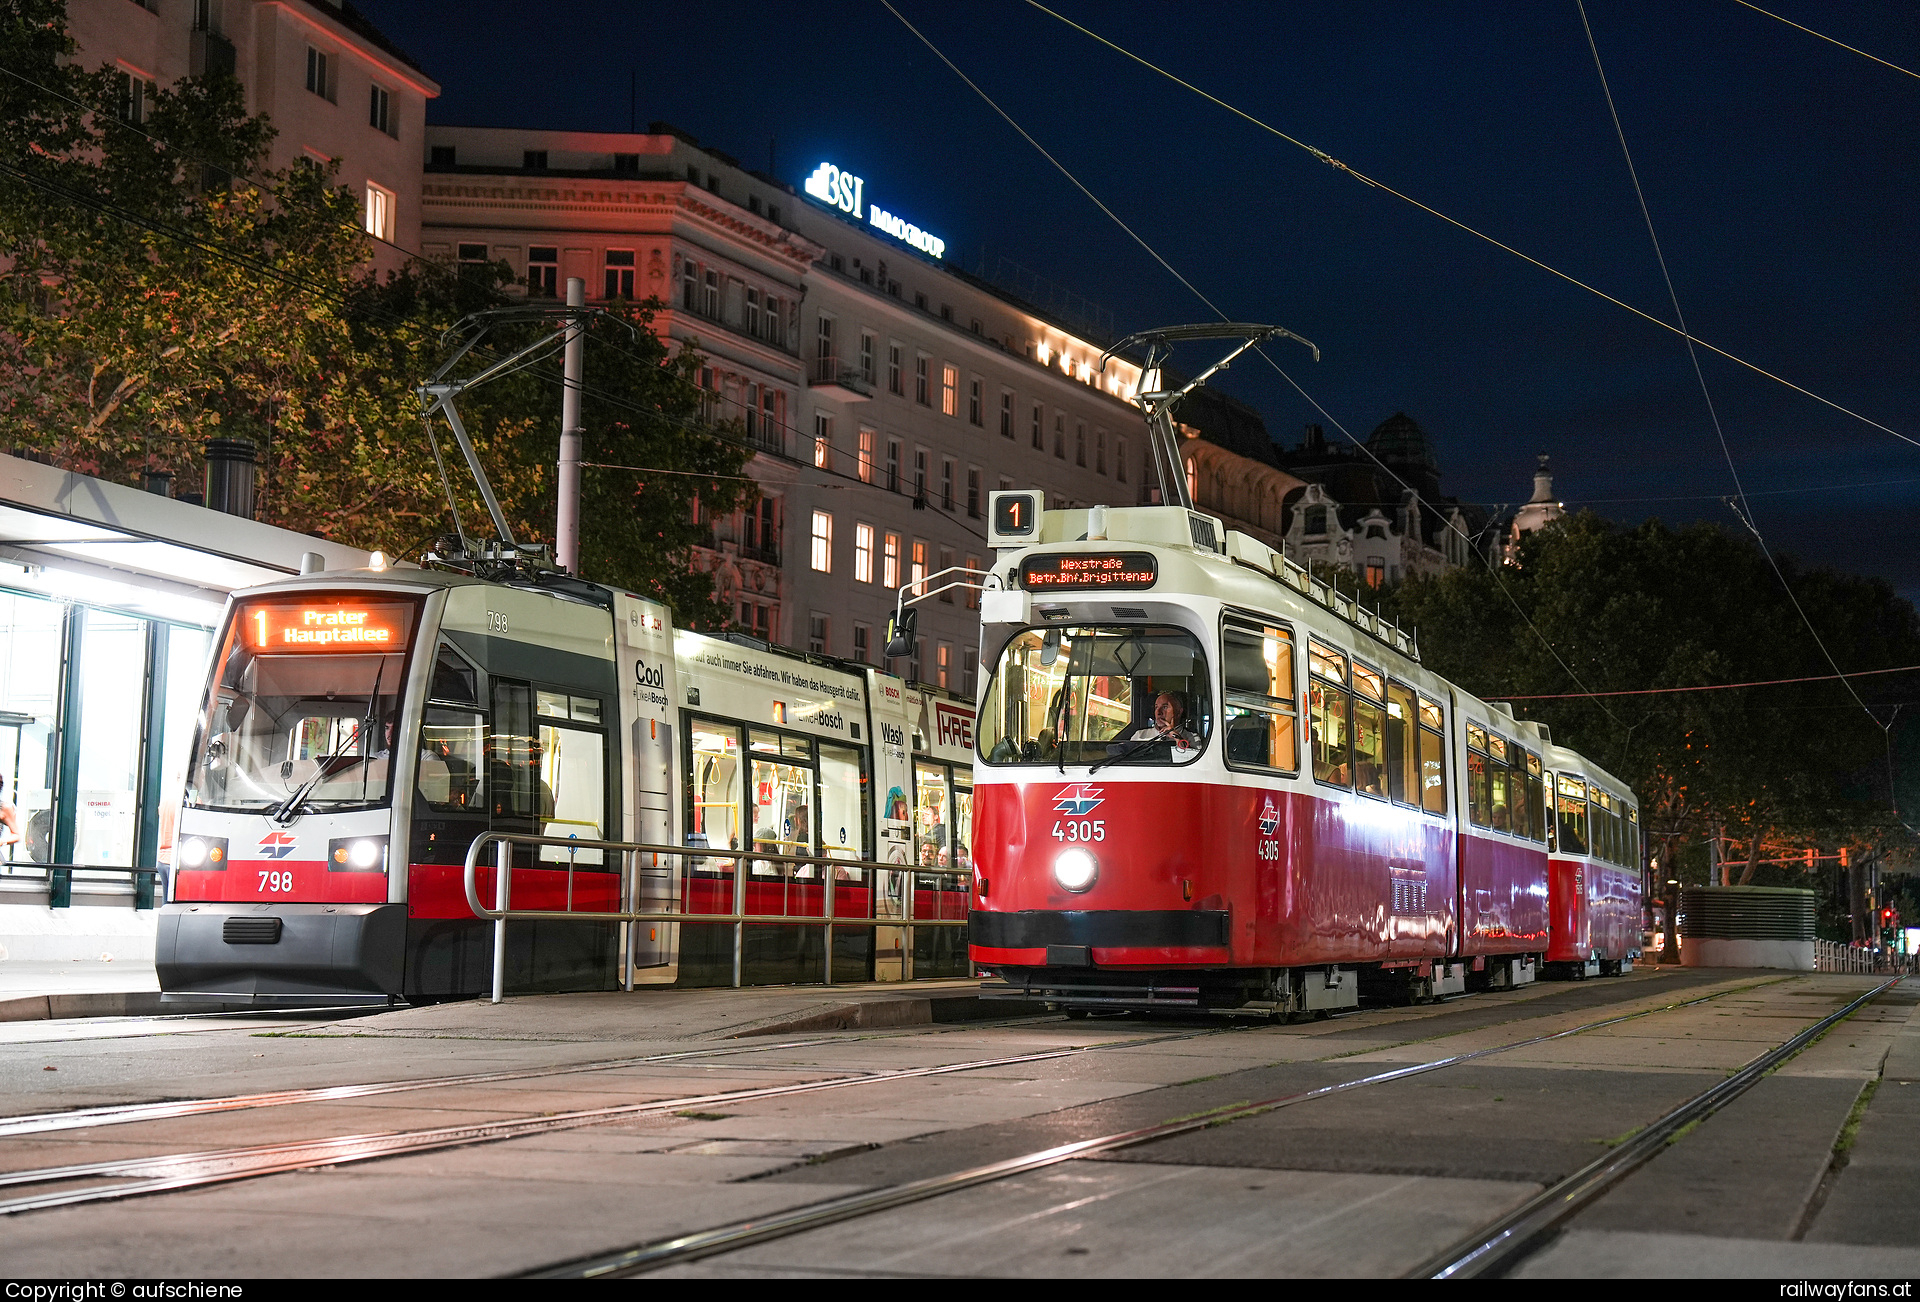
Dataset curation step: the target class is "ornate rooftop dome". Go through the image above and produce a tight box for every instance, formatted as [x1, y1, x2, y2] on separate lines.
[1366, 411, 1439, 473]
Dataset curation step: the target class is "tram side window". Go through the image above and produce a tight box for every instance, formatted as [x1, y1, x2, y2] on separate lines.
[1526, 752, 1546, 841]
[1466, 724, 1490, 827]
[1557, 774, 1589, 855]
[1350, 661, 1387, 799]
[417, 707, 483, 811]
[1509, 746, 1532, 840]
[1418, 697, 1447, 815]
[748, 730, 816, 875]
[818, 742, 867, 862]
[1307, 640, 1351, 787]
[417, 641, 484, 813]
[689, 720, 742, 871]
[489, 682, 549, 826]
[1487, 735, 1512, 833]
[1385, 683, 1417, 806]
[1222, 618, 1297, 773]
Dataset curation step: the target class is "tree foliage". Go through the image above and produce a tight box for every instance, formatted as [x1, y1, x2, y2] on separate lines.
[1381, 513, 1920, 885]
[0, 0, 751, 625]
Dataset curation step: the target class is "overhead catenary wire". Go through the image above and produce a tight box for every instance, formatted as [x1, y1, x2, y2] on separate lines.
[879, 0, 1630, 729]
[1489, 661, 1920, 701]
[1729, 0, 1920, 81]
[1019, 0, 1919, 454]
[1573, 2, 1884, 732]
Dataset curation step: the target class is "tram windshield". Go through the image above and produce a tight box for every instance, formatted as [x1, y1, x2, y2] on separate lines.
[980, 625, 1210, 766]
[184, 595, 418, 814]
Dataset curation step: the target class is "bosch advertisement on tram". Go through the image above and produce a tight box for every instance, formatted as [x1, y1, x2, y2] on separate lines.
[157, 570, 974, 1005]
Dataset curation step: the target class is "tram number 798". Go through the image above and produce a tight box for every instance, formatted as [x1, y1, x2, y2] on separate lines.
[1052, 820, 1105, 843]
[257, 870, 293, 893]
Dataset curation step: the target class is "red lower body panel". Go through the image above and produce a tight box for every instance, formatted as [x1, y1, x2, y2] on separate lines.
[971, 779, 1520, 969]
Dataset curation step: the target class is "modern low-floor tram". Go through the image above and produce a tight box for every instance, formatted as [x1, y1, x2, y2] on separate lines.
[969, 494, 1641, 1015]
[157, 567, 977, 1005]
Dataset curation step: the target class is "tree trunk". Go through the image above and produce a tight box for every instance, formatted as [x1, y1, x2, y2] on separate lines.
[1735, 832, 1763, 886]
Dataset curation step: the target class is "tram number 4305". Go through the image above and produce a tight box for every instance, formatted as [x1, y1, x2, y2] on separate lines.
[1052, 820, 1106, 842]
[257, 870, 293, 893]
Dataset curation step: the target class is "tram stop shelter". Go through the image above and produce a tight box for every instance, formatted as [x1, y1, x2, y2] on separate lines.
[0, 453, 376, 971]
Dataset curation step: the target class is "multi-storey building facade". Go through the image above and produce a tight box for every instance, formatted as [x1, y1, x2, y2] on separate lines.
[420, 126, 1146, 695]
[66, 0, 437, 268]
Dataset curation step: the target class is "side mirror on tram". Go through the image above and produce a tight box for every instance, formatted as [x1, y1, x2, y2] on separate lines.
[884, 607, 917, 660]
[1041, 627, 1061, 667]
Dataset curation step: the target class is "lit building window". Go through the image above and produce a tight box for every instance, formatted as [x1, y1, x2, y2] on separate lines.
[965, 555, 981, 610]
[814, 414, 832, 470]
[854, 523, 874, 583]
[363, 182, 394, 241]
[810, 510, 832, 573]
[936, 642, 951, 690]
[882, 533, 900, 588]
[857, 427, 875, 483]
[910, 539, 928, 594]
[941, 364, 958, 417]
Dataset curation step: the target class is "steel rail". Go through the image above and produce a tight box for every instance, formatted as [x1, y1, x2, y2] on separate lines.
[0, 1034, 871, 1139]
[1412, 974, 1904, 1279]
[0, 1004, 1070, 1139]
[0, 1026, 1239, 1215]
[530, 980, 1780, 1277]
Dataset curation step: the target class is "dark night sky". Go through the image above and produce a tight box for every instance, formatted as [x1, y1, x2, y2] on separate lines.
[360, 0, 1919, 599]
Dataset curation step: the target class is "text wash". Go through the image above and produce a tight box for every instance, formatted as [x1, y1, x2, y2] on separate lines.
[804, 162, 945, 260]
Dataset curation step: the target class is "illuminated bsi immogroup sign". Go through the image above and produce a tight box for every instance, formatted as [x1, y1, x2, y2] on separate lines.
[804, 161, 946, 260]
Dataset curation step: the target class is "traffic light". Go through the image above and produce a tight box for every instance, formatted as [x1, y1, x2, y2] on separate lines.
[1881, 907, 1899, 946]
[1840, 847, 1851, 868]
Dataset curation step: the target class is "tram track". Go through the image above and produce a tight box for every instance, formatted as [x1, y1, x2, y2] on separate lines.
[0, 1024, 1243, 1215]
[528, 977, 1876, 1278]
[0, 1010, 1069, 1140]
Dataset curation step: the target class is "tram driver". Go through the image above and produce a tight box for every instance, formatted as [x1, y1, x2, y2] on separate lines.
[1123, 690, 1201, 757]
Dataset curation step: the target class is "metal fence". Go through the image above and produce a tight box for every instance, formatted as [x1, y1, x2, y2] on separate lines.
[1814, 939, 1916, 974]
[462, 832, 970, 1004]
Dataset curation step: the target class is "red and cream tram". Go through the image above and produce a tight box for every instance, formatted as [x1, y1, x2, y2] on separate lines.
[969, 492, 1639, 1014]
[1543, 743, 1642, 978]
[157, 568, 974, 1005]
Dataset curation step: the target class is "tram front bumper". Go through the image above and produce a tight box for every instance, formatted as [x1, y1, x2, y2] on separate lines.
[156, 902, 405, 1005]
[968, 908, 1231, 968]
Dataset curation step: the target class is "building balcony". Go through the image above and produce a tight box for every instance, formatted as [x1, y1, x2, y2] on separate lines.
[808, 359, 873, 402]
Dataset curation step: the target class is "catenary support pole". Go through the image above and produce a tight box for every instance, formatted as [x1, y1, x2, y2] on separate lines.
[557, 276, 586, 574]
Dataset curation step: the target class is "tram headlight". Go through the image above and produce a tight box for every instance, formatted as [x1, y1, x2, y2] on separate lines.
[1053, 847, 1098, 893]
[176, 837, 226, 869]
[328, 835, 388, 872]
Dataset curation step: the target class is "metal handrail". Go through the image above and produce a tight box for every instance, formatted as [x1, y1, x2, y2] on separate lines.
[2, 863, 165, 909]
[462, 832, 971, 1004]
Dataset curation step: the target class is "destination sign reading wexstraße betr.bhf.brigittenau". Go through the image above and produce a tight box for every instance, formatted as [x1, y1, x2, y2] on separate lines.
[1019, 553, 1158, 591]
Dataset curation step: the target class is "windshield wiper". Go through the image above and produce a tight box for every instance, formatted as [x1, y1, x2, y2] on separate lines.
[1089, 734, 1165, 774]
[269, 724, 362, 825]
[272, 659, 387, 825]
